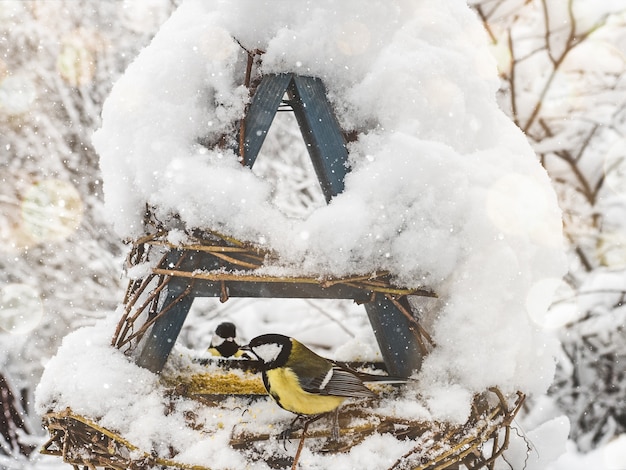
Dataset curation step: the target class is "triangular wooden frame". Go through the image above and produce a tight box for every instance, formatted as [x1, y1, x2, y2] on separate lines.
[136, 74, 430, 377]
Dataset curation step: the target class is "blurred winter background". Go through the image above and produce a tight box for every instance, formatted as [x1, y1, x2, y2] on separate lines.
[0, 0, 624, 468]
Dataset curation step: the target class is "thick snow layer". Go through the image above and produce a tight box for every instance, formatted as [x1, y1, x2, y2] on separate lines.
[33, 317, 563, 470]
[38, 0, 571, 467]
[93, 0, 566, 397]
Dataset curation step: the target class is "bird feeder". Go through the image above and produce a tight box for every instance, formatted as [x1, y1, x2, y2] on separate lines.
[41, 50, 526, 470]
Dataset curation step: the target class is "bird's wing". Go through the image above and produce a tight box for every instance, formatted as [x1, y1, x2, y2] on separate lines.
[299, 365, 375, 399]
[334, 362, 410, 384]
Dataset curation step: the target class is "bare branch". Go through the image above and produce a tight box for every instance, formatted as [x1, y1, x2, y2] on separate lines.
[507, 30, 519, 126]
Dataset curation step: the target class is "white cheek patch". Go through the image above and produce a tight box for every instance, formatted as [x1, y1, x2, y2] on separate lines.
[252, 343, 282, 363]
[211, 334, 225, 346]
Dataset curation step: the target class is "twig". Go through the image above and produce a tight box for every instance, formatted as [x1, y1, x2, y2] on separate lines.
[112, 272, 161, 347]
[116, 274, 169, 347]
[118, 282, 193, 349]
[290, 420, 310, 470]
[385, 295, 436, 354]
[507, 29, 519, 126]
[303, 299, 355, 338]
[150, 267, 431, 297]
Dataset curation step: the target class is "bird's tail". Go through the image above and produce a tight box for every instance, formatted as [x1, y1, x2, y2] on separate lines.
[336, 364, 411, 384]
[358, 372, 410, 384]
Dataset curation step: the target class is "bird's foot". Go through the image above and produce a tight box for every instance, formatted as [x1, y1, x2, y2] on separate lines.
[279, 415, 305, 449]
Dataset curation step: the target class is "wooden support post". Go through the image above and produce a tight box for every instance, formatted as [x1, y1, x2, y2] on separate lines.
[242, 73, 292, 167]
[136, 286, 194, 373]
[364, 297, 423, 377]
[288, 76, 348, 202]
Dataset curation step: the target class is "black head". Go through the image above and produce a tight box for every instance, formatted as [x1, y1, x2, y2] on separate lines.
[243, 333, 292, 370]
[215, 322, 237, 340]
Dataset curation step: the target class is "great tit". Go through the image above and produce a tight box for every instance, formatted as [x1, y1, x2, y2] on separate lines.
[242, 333, 406, 439]
[208, 322, 244, 358]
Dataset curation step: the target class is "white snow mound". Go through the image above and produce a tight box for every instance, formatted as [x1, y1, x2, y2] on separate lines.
[90, 0, 566, 423]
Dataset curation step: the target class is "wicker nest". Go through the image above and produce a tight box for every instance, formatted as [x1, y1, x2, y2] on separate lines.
[41, 371, 524, 470]
[40, 226, 526, 469]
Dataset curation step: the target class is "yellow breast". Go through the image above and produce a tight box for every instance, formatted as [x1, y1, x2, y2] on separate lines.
[265, 368, 345, 415]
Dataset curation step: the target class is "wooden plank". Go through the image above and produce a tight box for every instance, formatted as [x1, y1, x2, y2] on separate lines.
[136, 287, 194, 373]
[153, 250, 375, 301]
[242, 73, 292, 166]
[189, 279, 373, 302]
[364, 297, 424, 377]
[289, 76, 349, 201]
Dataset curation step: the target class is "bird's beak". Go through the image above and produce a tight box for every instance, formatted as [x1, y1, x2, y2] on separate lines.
[239, 344, 257, 362]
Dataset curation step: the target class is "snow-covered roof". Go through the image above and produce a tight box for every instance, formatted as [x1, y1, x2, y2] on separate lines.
[92, 0, 565, 389]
